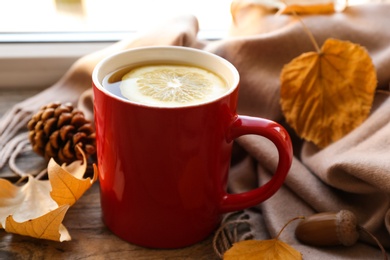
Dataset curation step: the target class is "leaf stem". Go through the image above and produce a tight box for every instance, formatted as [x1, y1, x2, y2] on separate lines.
[357, 225, 388, 260]
[293, 11, 321, 53]
[377, 89, 390, 96]
[280, 0, 321, 53]
[15, 175, 28, 185]
[276, 216, 305, 240]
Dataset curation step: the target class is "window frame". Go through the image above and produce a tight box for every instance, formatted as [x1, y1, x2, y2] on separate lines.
[0, 30, 223, 89]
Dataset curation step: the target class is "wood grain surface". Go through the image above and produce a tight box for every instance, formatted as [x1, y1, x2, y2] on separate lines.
[0, 88, 219, 260]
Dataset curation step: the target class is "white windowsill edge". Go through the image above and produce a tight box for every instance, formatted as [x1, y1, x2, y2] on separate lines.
[0, 41, 113, 89]
[0, 30, 224, 89]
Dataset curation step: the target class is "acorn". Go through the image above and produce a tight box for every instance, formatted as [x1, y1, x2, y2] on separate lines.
[295, 210, 359, 247]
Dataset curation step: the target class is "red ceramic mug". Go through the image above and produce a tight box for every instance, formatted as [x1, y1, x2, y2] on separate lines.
[92, 46, 293, 249]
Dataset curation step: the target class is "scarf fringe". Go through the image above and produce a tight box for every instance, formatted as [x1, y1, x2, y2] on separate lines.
[0, 131, 30, 175]
[0, 102, 38, 177]
[212, 211, 254, 258]
[8, 138, 31, 177]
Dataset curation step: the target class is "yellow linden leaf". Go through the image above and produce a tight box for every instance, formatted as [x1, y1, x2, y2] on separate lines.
[0, 148, 97, 241]
[0, 176, 58, 228]
[280, 38, 377, 148]
[280, 3, 335, 14]
[5, 205, 71, 242]
[0, 178, 19, 229]
[49, 158, 98, 206]
[224, 239, 302, 260]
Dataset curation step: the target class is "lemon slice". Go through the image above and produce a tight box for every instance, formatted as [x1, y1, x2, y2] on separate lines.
[137, 67, 213, 102]
[120, 65, 227, 107]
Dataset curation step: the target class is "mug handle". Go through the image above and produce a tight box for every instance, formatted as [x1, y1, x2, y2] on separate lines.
[219, 115, 293, 213]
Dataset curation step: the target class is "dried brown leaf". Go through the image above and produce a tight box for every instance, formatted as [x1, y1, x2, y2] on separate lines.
[224, 239, 302, 260]
[0, 148, 98, 241]
[280, 3, 335, 14]
[280, 38, 377, 147]
[5, 205, 71, 242]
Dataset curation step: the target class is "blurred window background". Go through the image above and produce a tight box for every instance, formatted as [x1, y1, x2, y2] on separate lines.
[0, 0, 232, 42]
[0, 0, 387, 88]
[0, 0, 384, 42]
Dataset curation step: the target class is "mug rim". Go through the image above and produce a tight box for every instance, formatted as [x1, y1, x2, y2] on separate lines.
[92, 46, 240, 108]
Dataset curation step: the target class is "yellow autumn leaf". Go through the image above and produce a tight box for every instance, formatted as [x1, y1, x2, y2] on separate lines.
[280, 38, 377, 148]
[0, 178, 19, 229]
[49, 147, 98, 206]
[0, 148, 98, 241]
[280, 3, 335, 14]
[0, 176, 58, 227]
[224, 239, 302, 260]
[5, 205, 71, 242]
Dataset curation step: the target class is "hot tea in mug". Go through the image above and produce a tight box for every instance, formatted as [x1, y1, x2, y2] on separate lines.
[103, 64, 229, 107]
[92, 46, 293, 249]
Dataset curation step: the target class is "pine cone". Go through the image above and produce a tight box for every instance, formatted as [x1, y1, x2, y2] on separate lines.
[27, 102, 96, 165]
